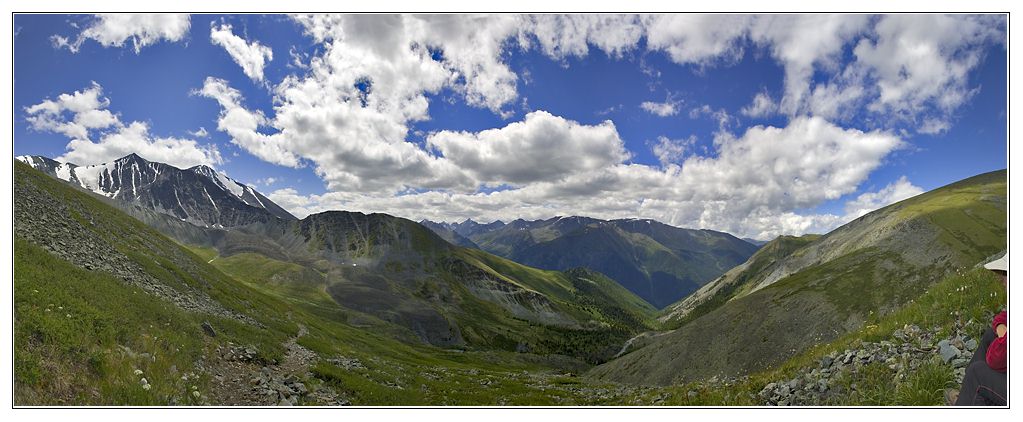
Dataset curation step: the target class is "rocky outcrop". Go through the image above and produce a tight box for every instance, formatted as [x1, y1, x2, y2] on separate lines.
[15, 161, 254, 323]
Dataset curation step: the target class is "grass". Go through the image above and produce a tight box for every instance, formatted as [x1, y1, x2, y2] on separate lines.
[13, 160, 1008, 406]
[657, 267, 1005, 406]
[14, 237, 209, 405]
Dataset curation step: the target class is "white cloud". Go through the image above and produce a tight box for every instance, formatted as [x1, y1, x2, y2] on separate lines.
[640, 100, 680, 117]
[650, 135, 695, 167]
[210, 23, 274, 82]
[843, 176, 924, 220]
[25, 83, 221, 169]
[195, 15, 995, 239]
[741, 91, 777, 118]
[197, 77, 298, 168]
[269, 117, 903, 240]
[749, 15, 871, 116]
[189, 127, 209, 138]
[853, 14, 1003, 132]
[642, 14, 751, 66]
[25, 82, 118, 139]
[523, 14, 644, 59]
[427, 110, 630, 185]
[60, 122, 222, 169]
[53, 14, 190, 54]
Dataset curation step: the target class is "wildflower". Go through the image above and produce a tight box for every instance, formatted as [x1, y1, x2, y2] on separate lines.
[66, 314, 71, 318]
[192, 391, 201, 398]
[191, 385, 198, 390]
[134, 369, 144, 376]
[142, 384, 151, 391]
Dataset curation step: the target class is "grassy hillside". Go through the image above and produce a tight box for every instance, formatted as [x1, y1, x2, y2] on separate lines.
[15, 159, 1007, 406]
[612, 266, 1005, 405]
[464, 217, 758, 308]
[661, 234, 821, 329]
[589, 170, 1006, 385]
[15, 160, 663, 405]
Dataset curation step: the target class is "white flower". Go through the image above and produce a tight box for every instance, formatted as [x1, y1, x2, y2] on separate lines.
[134, 369, 144, 376]
[142, 384, 151, 391]
[192, 391, 201, 398]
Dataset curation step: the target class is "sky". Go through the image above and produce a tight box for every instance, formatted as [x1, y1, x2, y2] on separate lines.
[12, 14, 1008, 240]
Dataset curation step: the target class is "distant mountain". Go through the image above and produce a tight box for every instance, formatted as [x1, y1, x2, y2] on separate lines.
[418, 220, 480, 248]
[588, 169, 1007, 385]
[742, 237, 770, 247]
[17, 158, 656, 363]
[17, 154, 295, 227]
[426, 216, 758, 309]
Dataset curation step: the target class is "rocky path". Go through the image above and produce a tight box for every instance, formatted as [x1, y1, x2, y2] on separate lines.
[204, 324, 349, 406]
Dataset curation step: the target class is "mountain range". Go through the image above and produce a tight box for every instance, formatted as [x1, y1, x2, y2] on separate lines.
[588, 169, 1007, 385]
[17, 154, 295, 227]
[13, 152, 1007, 405]
[16, 154, 656, 362]
[423, 216, 759, 308]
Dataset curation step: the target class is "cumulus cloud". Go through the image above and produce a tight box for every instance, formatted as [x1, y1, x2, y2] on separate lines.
[196, 14, 995, 239]
[640, 100, 681, 117]
[60, 122, 222, 169]
[638, 14, 1001, 131]
[523, 14, 644, 59]
[427, 111, 630, 185]
[749, 15, 871, 116]
[741, 91, 777, 118]
[25, 82, 118, 139]
[24, 83, 221, 168]
[268, 117, 903, 240]
[210, 23, 274, 82]
[53, 14, 190, 54]
[853, 14, 1004, 132]
[642, 14, 752, 66]
[843, 176, 924, 220]
[197, 77, 298, 167]
[650, 136, 695, 167]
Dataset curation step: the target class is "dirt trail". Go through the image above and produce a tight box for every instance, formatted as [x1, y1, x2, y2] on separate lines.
[204, 324, 348, 406]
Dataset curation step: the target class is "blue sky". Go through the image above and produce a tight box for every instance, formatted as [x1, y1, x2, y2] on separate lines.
[12, 14, 1007, 239]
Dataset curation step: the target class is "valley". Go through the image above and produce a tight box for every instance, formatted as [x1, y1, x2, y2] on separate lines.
[13, 156, 1007, 406]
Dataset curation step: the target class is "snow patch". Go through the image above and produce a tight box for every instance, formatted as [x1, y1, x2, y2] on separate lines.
[73, 163, 114, 196]
[54, 163, 74, 182]
[215, 171, 245, 198]
[203, 187, 219, 211]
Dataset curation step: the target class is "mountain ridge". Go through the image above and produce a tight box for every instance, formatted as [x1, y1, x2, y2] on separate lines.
[17, 154, 295, 227]
[424, 215, 759, 308]
[587, 169, 1007, 385]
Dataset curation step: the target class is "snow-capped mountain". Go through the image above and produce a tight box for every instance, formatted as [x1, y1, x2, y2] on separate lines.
[17, 153, 295, 227]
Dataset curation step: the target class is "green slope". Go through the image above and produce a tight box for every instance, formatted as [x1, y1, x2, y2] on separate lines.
[465, 217, 758, 308]
[14, 159, 661, 405]
[588, 170, 1006, 385]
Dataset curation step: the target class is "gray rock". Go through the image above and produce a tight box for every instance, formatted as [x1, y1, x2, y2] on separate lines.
[201, 321, 216, 337]
[938, 341, 960, 363]
[820, 356, 834, 368]
[965, 339, 978, 351]
[817, 379, 829, 393]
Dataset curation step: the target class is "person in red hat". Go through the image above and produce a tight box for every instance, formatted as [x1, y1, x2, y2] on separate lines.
[947, 255, 1007, 406]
